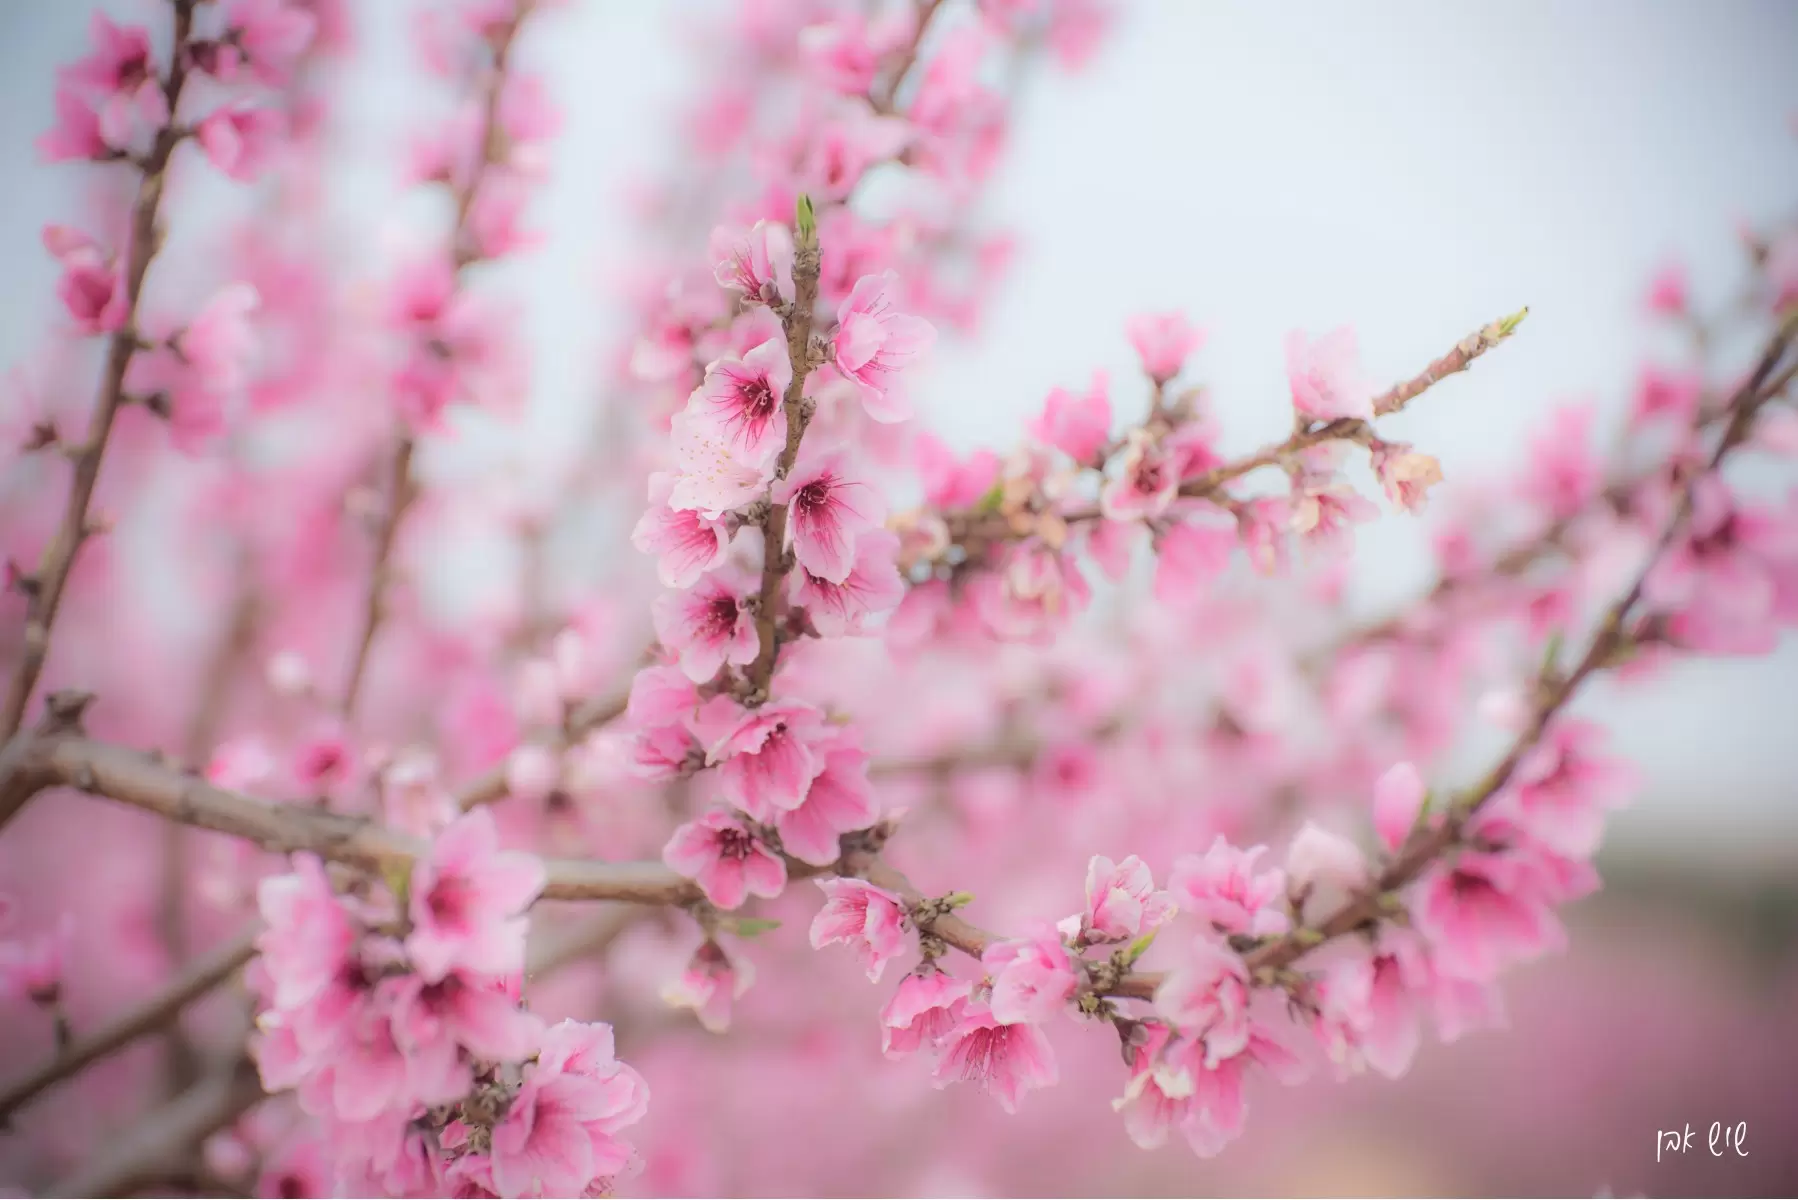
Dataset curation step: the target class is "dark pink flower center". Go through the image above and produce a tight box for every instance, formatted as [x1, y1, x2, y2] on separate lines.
[426, 873, 474, 927]
[116, 50, 153, 92]
[716, 827, 757, 860]
[796, 479, 832, 513]
[701, 594, 740, 638]
[1448, 869, 1498, 905]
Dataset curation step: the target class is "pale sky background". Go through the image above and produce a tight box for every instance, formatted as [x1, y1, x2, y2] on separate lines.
[2, 1, 1796, 858]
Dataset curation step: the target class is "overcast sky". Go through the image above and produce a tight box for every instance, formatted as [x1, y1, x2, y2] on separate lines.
[3, 1, 1797, 857]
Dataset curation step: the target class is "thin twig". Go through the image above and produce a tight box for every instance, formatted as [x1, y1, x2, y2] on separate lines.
[0, 0, 200, 743]
[0, 931, 258, 1125]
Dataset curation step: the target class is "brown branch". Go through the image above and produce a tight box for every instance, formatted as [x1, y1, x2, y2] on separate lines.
[0, 931, 257, 1125]
[944, 310, 1526, 549]
[42, 1059, 265, 1200]
[0, 1, 200, 744]
[741, 231, 824, 701]
[1220, 319, 1798, 981]
[4, 723, 702, 905]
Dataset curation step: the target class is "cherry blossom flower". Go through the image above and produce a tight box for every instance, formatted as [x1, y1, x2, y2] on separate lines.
[984, 927, 1080, 1025]
[42, 226, 125, 334]
[831, 270, 936, 421]
[1100, 429, 1178, 522]
[810, 878, 908, 982]
[710, 220, 795, 305]
[490, 1020, 647, 1198]
[1286, 326, 1375, 422]
[933, 1003, 1059, 1113]
[707, 699, 832, 820]
[650, 571, 760, 684]
[774, 730, 878, 864]
[662, 940, 755, 1034]
[1168, 837, 1290, 937]
[662, 809, 786, 911]
[881, 967, 972, 1059]
[770, 448, 887, 584]
[1154, 938, 1252, 1065]
[1074, 855, 1176, 944]
[685, 336, 794, 469]
[1373, 761, 1426, 852]
[198, 104, 287, 182]
[1125, 312, 1204, 382]
[787, 527, 905, 636]
[405, 809, 546, 983]
[1027, 372, 1111, 464]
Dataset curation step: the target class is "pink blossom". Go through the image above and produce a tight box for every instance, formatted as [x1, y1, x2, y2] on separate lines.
[1079, 855, 1176, 944]
[685, 337, 794, 469]
[1522, 404, 1601, 519]
[1168, 836, 1290, 937]
[775, 730, 878, 864]
[915, 433, 1002, 508]
[1027, 372, 1111, 463]
[490, 1020, 647, 1198]
[1289, 477, 1378, 548]
[791, 104, 912, 204]
[1152, 504, 1237, 603]
[0, 913, 75, 1005]
[661, 940, 754, 1034]
[881, 967, 972, 1059]
[1112, 1022, 1303, 1156]
[180, 283, 261, 397]
[224, 0, 319, 87]
[42, 226, 126, 334]
[707, 699, 832, 820]
[405, 808, 546, 983]
[390, 972, 545, 1067]
[662, 808, 787, 910]
[1410, 846, 1569, 982]
[632, 472, 731, 589]
[1153, 938, 1251, 1065]
[1373, 761, 1426, 852]
[668, 407, 771, 517]
[797, 9, 915, 94]
[1126, 312, 1204, 382]
[1285, 327, 1375, 422]
[1645, 260, 1688, 316]
[788, 527, 906, 636]
[1630, 364, 1704, 426]
[1284, 822, 1368, 895]
[710, 220, 795, 305]
[809, 878, 908, 982]
[1371, 442, 1444, 512]
[255, 856, 356, 1011]
[198, 104, 287, 182]
[1494, 719, 1635, 858]
[1100, 430, 1178, 522]
[831, 270, 936, 421]
[984, 927, 1080, 1024]
[932, 1003, 1059, 1113]
[56, 13, 169, 155]
[38, 85, 107, 162]
[971, 541, 1092, 643]
[770, 448, 887, 584]
[650, 571, 760, 684]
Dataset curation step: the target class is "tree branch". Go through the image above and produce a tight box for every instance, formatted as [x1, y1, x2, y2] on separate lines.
[1, 0, 200, 744]
[0, 930, 257, 1126]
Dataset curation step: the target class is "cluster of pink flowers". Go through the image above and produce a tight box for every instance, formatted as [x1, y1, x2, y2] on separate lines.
[251, 811, 646, 1196]
[5, 0, 1798, 1195]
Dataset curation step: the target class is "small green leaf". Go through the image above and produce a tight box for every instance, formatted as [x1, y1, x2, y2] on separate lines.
[974, 481, 1005, 514]
[728, 917, 782, 938]
[795, 194, 817, 244]
[382, 859, 413, 906]
[1498, 305, 1530, 336]
[941, 891, 975, 909]
[1120, 929, 1158, 966]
